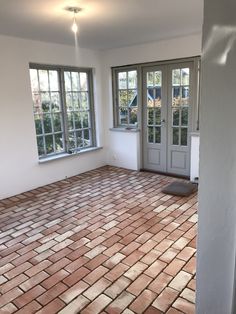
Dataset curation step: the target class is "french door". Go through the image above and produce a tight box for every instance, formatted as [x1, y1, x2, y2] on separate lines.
[142, 61, 194, 176]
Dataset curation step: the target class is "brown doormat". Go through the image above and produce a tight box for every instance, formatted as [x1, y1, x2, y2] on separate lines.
[162, 181, 198, 197]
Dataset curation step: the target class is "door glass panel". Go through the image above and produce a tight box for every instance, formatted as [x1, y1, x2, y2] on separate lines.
[173, 109, 180, 126]
[148, 109, 154, 125]
[181, 108, 188, 126]
[172, 87, 181, 107]
[146, 70, 162, 145]
[154, 71, 162, 86]
[147, 72, 154, 87]
[155, 127, 161, 143]
[182, 87, 189, 105]
[155, 108, 161, 125]
[181, 68, 190, 85]
[173, 128, 179, 145]
[172, 67, 190, 147]
[154, 88, 162, 107]
[148, 127, 154, 143]
[181, 128, 188, 146]
[172, 69, 181, 86]
[147, 89, 154, 107]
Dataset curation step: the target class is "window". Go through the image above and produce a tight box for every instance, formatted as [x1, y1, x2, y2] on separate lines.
[113, 68, 138, 127]
[29, 65, 96, 159]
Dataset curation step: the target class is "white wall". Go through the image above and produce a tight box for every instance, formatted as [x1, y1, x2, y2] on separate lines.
[0, 35, 106, 200]
[102, 33, 202, 170]
[197, 0, 236, 313]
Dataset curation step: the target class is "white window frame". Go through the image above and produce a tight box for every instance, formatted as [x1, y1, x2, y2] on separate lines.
[29, 63, 97, 159]
[112, 66, 139, 128]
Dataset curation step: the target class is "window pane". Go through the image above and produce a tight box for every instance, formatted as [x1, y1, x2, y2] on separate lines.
[119, 90, 128, 106]
[128, 71, 137, 89]
[181, 128, 188, 146]
[173, 128, 179, 145]
[130, 108, 137, 125]
[71, 72, 79, 91]
[67, 112, 74, 130]
[172, 69, 181, 86]
[37, 136, 45, 156]
[119, 108, 128, 124]
[55, 133, 64, 152]
[68, 132, 76, 150]
[35, 115, 42, 135]
[39, 70, 49, 91]
[45, 135, 54, 154]
[173, 109, 180, 126]
[80, 92, 89, 110]
[64, 72, 71, 91]
[181, 68, 190, 85]
[84, 129, 91, 147]
[155, 127, 161, 143]
[51, 92, 61, 112]
[181, 108, 188, 126]
[79, 73, 88, 91]
[128, 90, 136, 105]
[73, 93, 80, 111]
[43, 114, 52, 133]
[30, 69, 39, 93]
[74, 112, 82, 129]
[53, 113, 62, 132]
[148, 127, 154, 143]
[82, 112, 89, 128]
[33, 94, 41, 113]
[66, 93, 73, 111]
[76, 130, 83, 147]
[41, 93, 51, 112]
[118, 72, 127, 89]
[49, 71, 59, 92]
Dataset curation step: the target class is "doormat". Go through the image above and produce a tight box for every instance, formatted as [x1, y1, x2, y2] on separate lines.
[162, 181, 198, 197]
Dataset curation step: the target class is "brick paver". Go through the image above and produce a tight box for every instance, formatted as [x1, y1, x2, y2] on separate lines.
[0, 166, 197, 313]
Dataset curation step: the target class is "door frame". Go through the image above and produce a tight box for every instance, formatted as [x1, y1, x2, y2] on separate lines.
[139, 57, 200, 176]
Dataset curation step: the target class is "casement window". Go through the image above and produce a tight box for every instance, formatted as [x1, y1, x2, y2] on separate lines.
[112, 68, 138, 128]
[29, 64, 96, 159]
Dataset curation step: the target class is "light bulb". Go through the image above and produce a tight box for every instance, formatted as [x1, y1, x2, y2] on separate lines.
[72, 20, 78, 33]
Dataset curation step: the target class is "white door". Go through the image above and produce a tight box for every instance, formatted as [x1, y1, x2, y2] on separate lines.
[143, 61, 194, 176]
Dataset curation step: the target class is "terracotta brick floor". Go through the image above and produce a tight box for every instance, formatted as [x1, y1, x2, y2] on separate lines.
[0, 166, 197, 314]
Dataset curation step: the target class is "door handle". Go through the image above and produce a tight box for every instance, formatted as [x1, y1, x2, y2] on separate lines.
[161, 119, 166, 126]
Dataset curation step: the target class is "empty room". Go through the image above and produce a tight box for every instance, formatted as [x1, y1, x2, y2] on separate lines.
[0, 0, 235, 313]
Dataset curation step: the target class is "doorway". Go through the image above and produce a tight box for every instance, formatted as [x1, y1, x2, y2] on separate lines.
[142, 60, 197, 176]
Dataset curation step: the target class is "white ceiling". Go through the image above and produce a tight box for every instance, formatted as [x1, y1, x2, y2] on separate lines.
[0, 0, 203, 50]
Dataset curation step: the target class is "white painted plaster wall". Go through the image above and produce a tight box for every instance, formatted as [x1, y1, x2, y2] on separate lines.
[102, 34, 202, 170]
[190, 133, 200, 182]
[197, 0, 236, 312]
[0, 35, 106, 200]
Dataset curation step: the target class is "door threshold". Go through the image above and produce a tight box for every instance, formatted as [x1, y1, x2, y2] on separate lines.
[140, 168, 190, 180]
